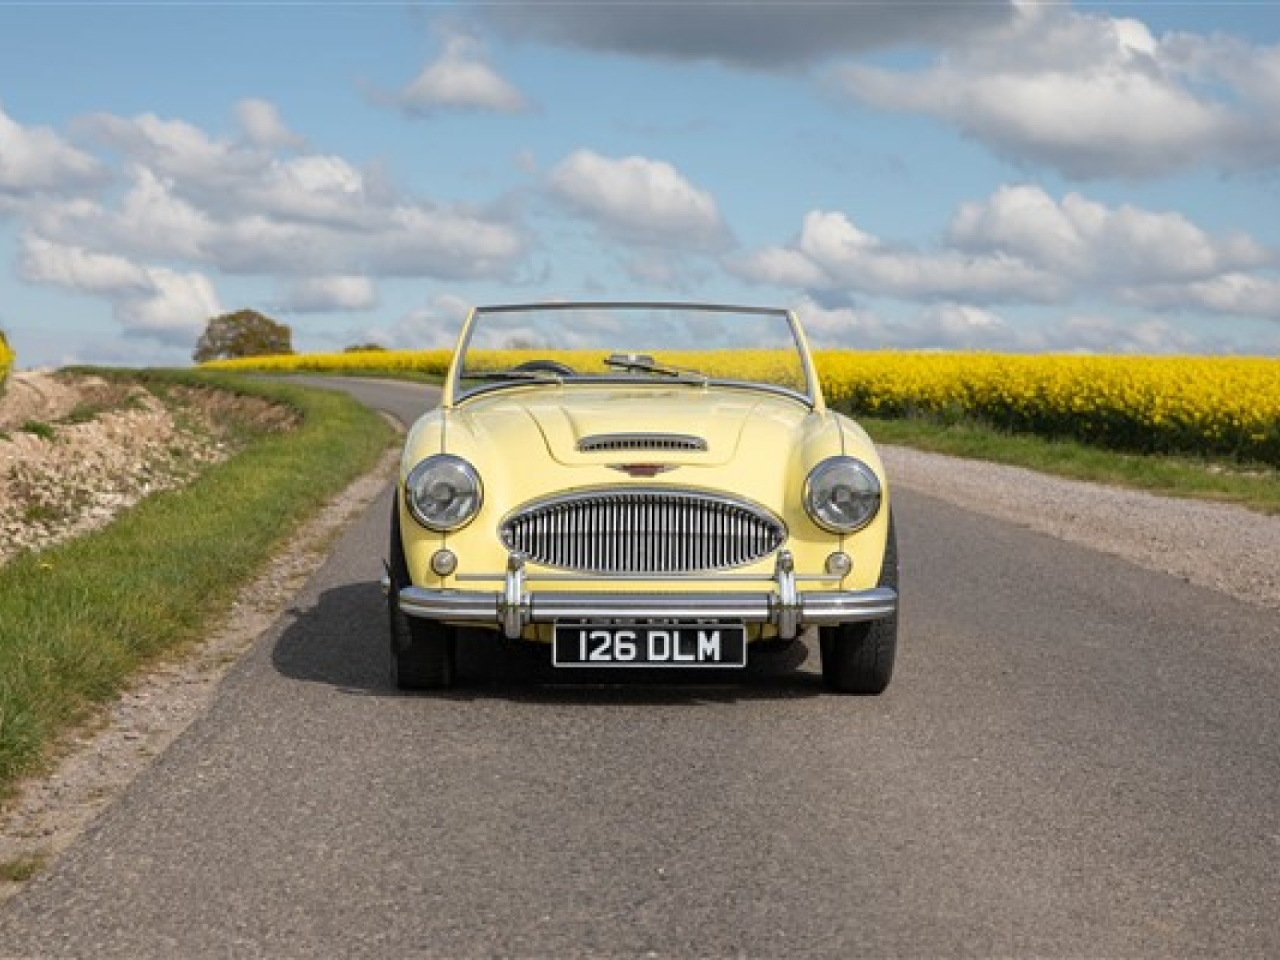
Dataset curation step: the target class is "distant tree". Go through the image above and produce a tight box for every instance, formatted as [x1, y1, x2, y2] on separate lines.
[344, 343, 387, 353]
[193, 310, 294, 363]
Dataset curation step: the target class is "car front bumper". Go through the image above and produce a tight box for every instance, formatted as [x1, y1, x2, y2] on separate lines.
[388, 550, 898, 640]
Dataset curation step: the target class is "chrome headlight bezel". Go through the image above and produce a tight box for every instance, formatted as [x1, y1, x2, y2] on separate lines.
[404, 454, 483, 532]
[804, 456, 882, 534]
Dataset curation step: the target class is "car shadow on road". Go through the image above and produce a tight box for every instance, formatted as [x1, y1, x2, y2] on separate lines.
[271, 580, 828, 704]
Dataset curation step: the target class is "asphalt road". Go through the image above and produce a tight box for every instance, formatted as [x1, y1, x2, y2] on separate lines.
[2, 377, 1279, 958]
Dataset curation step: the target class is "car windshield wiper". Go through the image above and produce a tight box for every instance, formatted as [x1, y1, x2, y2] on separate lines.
[603, 353, 707, 382]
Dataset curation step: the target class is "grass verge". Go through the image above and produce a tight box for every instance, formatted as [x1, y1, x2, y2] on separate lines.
[862, 416, 1280, 515]
[0, 370, 395, 799]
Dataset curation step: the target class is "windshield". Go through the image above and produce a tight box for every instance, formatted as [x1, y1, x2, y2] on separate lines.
[449, 303, 814, 405]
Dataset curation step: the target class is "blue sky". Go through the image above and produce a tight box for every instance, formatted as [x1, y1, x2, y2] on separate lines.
[2, 1, 1280, 368]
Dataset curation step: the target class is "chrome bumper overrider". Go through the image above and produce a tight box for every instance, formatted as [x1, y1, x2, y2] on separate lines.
[390, 550, 897, 640]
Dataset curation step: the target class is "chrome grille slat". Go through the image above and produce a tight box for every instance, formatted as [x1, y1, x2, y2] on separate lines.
[501, 489, 785, 575]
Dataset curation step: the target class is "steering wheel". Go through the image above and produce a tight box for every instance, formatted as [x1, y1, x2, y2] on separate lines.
[511, 359, 576, 376]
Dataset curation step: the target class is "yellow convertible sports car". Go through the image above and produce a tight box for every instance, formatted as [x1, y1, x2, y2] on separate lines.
[386, 302, 899, 693]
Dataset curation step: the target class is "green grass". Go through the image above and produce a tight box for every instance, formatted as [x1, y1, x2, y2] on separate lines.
[862, 416, 1280, 515]
[0, 853, 47, 883]
[0, 370, 395, 798]
[273, 368, 445, 385]
[20, 421, 55, 441]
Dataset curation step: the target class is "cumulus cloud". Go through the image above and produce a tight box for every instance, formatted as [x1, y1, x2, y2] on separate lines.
[77, 111, 265, 187]
[1127, 273, 1280, 321]
[731, 208, 1060, 303]
[31, 113, 528, 282]
[280, 275, 378, 313]
[235, 99, 306, 150]
[482, 2, 1015, 70]
[829, 3, 1280, 178]
[19, 234, 151, 295]
[7, 104, 529, 355]
[20, 234, 220, 344]
[547, 149, 730, 251]
[949, 185, 1271, 285]
[396, 31, 529, 115]
[378, 293, 473, 350]
[114, 267, 222, 341]
[0, 103, 105, 197]
[795, 297, 1228, 355]
[734, 186, 1280, 322]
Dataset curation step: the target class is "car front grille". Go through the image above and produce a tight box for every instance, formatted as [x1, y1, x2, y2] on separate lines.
[501, 489, 786, 574]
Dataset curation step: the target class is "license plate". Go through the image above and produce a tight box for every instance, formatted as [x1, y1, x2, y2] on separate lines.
[553, 622, 747, 668]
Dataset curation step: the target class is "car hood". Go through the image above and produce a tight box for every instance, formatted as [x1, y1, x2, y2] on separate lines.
[449, 386, 805, 467]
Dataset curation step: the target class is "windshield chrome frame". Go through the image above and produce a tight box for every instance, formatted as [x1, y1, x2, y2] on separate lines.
[443, 301, 821, 410]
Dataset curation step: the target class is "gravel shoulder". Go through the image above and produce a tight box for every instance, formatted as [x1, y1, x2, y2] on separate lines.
[1, 372, 1276, 898]
[881, 446, 1280, 613]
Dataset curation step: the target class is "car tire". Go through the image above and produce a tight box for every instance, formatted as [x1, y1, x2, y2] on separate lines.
[819, 512, 898, 695]
[387, 501, 457, 691]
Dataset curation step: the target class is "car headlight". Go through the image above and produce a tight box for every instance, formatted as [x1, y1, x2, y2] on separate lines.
[804, 456, 881, 533]
[404, 455, 482, 531]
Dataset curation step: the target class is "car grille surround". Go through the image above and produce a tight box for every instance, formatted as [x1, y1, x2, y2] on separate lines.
[501, 488, 786, 575]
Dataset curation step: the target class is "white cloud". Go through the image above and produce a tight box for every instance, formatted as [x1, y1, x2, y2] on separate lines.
[795, 296, 1228, 355]
[732, 208, 1059, 302]
[19, 234, 220, 345]
[378, 293, 472, 350]
[0, 103, 104, 196]
[252, 155, 373, 227]
[19, 234, 150, 295]
[280, 275, 378, 313]
[799, 297, 1036, 351]
[735, 188, 1280, 322]
[31, 112, 529, 282]
[397, 32, 529, 115]
[547, 149, 729, 250]
[25, 168, 213, 263]
[235, 98, 306, 150]
[114, 267, 222, 341]
[1127, 273, 1280, 321]
[1039, 314, 1215, 354]
[830, 4, 1280, 178]
[948, 185, 1271, 284]
[789, 298, 887, 348]
[78, 111, 266, 186]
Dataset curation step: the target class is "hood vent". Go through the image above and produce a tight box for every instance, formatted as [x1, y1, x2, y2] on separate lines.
[577, 432, 708, 454]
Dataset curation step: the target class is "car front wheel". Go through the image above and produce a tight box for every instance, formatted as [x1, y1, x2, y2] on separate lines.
[819, 513, 898, 695]
[387, 501, 457, 691]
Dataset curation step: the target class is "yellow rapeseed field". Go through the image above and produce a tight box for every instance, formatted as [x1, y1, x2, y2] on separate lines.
[203, 348, 1280, 465]
[0, 330, 14, 391]
[810, 351, 1280, 464]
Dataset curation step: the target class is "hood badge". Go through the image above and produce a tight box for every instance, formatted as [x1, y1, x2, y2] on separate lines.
[609, 463, 679, 478]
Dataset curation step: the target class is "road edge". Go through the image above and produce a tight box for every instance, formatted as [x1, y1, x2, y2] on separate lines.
[0, 425, 401, 902]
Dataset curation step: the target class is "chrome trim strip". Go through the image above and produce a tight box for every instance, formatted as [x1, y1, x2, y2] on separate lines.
[454, 572, 844, 583]
[397, 586, 896, 640]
